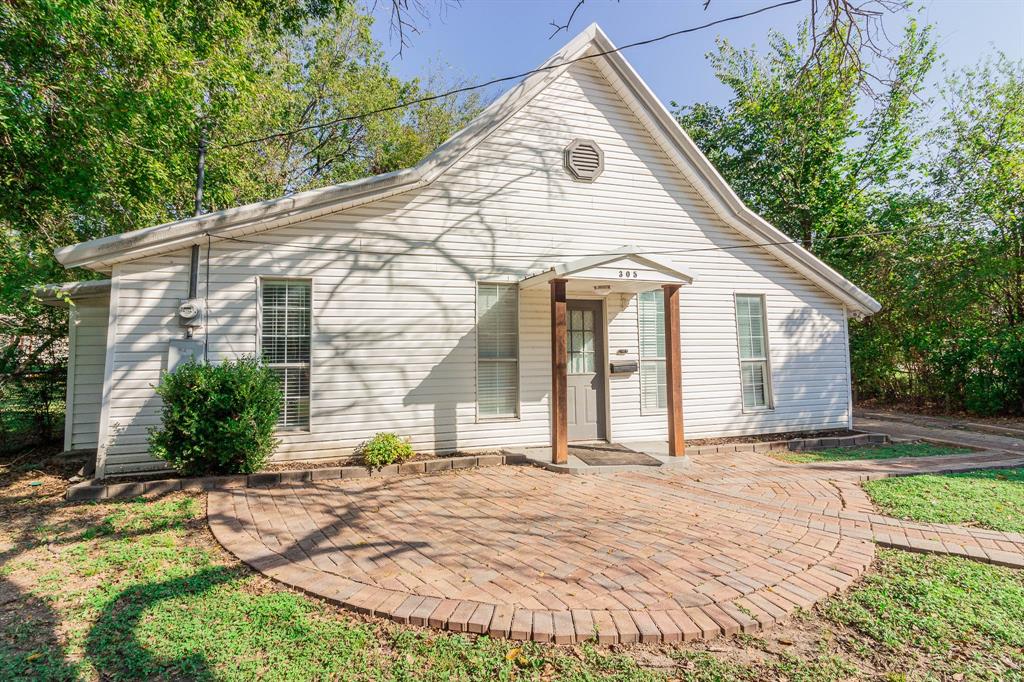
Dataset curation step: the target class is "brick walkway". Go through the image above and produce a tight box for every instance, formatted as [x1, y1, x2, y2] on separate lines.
[208, 448, 1024, 644]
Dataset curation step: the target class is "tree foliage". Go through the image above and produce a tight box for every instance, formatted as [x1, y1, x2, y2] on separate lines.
[677, 22, 1024, 415]
[675, 21, 935, 253]
[0, 1, 480, 444]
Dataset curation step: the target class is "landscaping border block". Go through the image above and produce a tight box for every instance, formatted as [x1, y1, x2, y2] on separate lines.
[65, 454, 519, 501]
[684, 432, 889, 457]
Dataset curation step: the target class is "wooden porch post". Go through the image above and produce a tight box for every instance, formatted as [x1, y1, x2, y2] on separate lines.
[550, 278, 568, 464]
[663, 284, 685, 456]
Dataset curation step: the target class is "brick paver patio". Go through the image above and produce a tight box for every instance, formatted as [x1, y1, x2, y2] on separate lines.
[208, 448, 1024, 644]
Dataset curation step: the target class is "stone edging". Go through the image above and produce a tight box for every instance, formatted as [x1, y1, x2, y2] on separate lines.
[685, 431, 888, 456]
[65, 453, 526, 502]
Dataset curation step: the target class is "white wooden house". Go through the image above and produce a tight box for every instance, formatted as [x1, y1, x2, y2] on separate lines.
[48, 25, 880, 477]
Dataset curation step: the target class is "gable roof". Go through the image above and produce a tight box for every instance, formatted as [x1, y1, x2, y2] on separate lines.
[53, 24, 880, 317]
[519, 247, 695, 290]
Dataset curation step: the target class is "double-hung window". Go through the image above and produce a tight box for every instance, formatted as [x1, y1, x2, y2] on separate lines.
[261, 280, 311, 428]
[638, 290, 667, 411]
[735, 294, 771, 410]
[477, 283, 519, 418]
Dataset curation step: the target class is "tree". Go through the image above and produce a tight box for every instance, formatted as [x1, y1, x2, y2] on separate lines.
[0, 1, 480, 445]
[675, 20, 1024, 415]
[928, 55, 1024, 329]
[917, 55, 1024, 413]
[674, 21, 935, 255]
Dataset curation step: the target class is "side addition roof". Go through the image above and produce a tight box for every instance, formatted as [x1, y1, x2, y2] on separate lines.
[36, 279, 112, 307]
[53, 24, 880, 317]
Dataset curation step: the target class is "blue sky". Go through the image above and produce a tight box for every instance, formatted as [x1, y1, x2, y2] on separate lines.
[367, 0, 1024, 110]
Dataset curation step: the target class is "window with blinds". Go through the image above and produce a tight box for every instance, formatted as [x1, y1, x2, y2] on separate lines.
[261, 280, 311, 428]
[638, 290, 666, 411]
[735, 294, 771, 409]
[477, 283, 518, 418]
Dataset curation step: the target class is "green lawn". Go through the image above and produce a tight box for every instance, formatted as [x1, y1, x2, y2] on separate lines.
[771, 441, 973, 464]
[864, 468, 1024, 533]
[2, 455, 1023, 680]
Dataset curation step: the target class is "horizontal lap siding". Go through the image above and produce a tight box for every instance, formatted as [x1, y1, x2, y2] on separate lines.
[68, 297, 109, 450]
[99, 60, 851, 474]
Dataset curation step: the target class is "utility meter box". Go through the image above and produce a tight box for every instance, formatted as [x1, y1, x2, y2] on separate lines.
[178, 299, 203, 327]
[168, 338, 205, 372]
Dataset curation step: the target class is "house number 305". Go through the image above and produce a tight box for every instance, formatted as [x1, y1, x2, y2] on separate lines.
[618, 270, 638, 278]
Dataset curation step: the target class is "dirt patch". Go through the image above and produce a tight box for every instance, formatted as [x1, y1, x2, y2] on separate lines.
[859, 401, 1024, 429]
[687, 429, 861, 446]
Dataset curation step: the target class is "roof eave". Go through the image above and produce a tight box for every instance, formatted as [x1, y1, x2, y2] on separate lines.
[52, 26, 604, 273]
[35, 279, 113, 306]
[54, 168, 421, 271]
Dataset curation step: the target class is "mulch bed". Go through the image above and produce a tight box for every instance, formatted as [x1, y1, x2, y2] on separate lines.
[686, 429, 860, 447]
[80, 450, 504, 485]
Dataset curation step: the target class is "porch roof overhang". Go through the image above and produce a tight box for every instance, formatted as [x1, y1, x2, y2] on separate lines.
[518, 248, 694, 295]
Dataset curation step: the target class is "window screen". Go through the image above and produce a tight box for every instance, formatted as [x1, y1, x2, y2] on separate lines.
[477, 283, 518, 418]
[735, 294, 771, 409]
[638, 290, 666, 411]
[261, 280, 311, 428]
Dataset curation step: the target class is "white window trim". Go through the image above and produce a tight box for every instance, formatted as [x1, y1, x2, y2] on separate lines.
[475, 281, 521, 422]
[257, 276, 314, 432]
[733, 292, 774, 412]
[637, 290, 667, 415]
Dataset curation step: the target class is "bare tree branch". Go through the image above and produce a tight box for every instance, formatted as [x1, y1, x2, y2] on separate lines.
[705, 0, 911, 93]
[372, 0, 461, 57]
[549, 0, 588, 38]
[549, 0, 623, 39]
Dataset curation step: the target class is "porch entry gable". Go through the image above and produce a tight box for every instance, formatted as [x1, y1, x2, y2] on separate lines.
[519, 248, 693, 296]
[523, 249, 693, 464]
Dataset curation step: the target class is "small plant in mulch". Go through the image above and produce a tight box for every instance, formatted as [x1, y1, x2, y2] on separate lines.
[357, 432, 414, 469]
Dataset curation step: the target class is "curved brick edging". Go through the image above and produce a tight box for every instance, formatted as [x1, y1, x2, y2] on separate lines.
[207, 467, 874, 644]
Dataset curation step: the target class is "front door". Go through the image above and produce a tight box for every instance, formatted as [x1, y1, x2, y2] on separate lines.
[566, 300, 606, 441]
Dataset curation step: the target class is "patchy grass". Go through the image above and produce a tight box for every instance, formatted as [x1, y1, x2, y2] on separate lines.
[771, 441, 973, 464]
[1, 452, 1023, 680]
[824, 549, 1024, 679]
[864, 468, 1024, 533]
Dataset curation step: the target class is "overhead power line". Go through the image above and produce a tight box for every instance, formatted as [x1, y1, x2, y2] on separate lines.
[219, 0, 803, 150]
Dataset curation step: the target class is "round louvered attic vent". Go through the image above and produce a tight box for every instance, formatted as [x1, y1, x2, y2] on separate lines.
[564, 138, 604, 181]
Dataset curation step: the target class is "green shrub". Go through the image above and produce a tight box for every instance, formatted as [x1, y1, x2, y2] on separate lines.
[148, 358, 281, 476]
[357, 432, 414, 468]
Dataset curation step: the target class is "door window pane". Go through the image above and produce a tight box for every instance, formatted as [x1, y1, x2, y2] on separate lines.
[567, 307, 595, 374]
